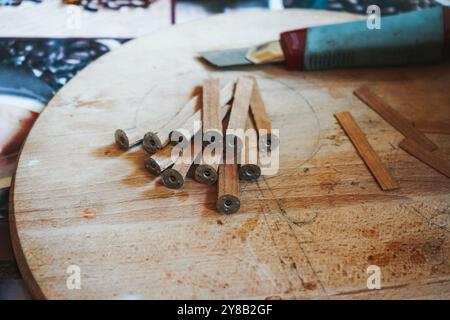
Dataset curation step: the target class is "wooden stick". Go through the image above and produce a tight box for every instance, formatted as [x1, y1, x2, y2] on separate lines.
[114, 128, 143, 150]
[202, 78, 222, 145]
[413, 122, 450, 135]
[194, 148, 222, 185]
[162, 144, 202, 189]
[399, 138, 450, 178]
[216, 153, 240, 214]
[226, 77, 254, 147]
[194, 104, 232, 185]
[143, 81, 234, 153]
[249, 77, 278, 150]
[238, 113, 261, 182]
[354, 85, 437, 151]
[144, 144, 180, 176]
[335, 112, 399, 191]
[171, 83, 234, 144]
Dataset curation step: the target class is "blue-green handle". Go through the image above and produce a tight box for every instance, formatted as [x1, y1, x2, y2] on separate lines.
[280, 7, 448, 70]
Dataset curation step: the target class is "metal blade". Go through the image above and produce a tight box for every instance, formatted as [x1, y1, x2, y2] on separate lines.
[199, 47, 253, 67]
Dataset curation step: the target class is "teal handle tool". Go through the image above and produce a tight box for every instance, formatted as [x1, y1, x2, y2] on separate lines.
[280, 6, 450, 70]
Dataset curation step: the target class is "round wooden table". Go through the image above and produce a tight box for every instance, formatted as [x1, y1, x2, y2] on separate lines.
[10, 9, 450, 299]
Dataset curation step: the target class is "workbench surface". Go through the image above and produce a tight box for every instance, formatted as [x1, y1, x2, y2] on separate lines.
[10, 9, 450, 299]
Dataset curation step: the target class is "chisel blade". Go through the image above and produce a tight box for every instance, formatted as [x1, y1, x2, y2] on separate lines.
[199, 47, 254, 67]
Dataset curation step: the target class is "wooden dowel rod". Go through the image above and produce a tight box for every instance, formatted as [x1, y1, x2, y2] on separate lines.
[194, 104, 232, 185]
[143, 81, 234, 154]
[354, 85, 437, 151]
[216, 153, 240, 214]
[335, 112, 400, 191]
[114, 128, 144, 150]
[399, 138, 450, 178]
[171, 83, 234, 144]
[226, 77, 254, 147]
[162, 144, 202, 189]
[238, 113, 261, 182]
[194, 148, 222, 185]
[249, 77, 278, 150]
[202, 78, 222, 145]
[144, 144, 180, 176]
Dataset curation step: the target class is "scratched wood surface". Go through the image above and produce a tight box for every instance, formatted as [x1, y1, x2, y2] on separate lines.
[10, 9, 450, 299]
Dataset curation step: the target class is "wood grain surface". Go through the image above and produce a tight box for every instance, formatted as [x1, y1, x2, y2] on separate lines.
[354, 85, 438, 151]
[10, 9, 450, 299]
[399, 139, 450, 178]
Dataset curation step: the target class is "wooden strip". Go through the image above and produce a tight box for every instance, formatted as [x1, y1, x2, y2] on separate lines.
[226, 77, 254, 146]
[399, 138, 450, 178]
[194, 104, 231, 185]
[202, 78, 222, 145]
[114, 127, 143, 150]
[354, 85, 437, 151]
[335, 112, 400, 191]
[143, 81, 234, 153]
[216, 154, 240, 214]
[144, 144, 180, 176]
[162, 144, 202, 189]
[413, 122, 450, 135]
[238, 113, 261, 181]
[249, 77, 278, 150]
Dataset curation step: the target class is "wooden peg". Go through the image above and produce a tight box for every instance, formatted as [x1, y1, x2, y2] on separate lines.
[335, 112, 399, 191]
[162, 144, 202, 189]
[144, 144, 180, 176]
[194, 103, 232, 185]
[143, 81, 234, 154]
[238, 114, 261, 182]
[194, 148, 222, 185]
[216, 153, 240, 214]
[226, 77, 254, 147]
[202, 78, 222, 145]
[249, 78, 277, 150]
[114, 128, 143, 150]
[354, 85, 437, 151]
[170, 82, 234, 144]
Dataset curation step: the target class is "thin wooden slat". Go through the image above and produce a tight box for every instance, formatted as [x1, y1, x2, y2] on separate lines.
[216, 154, 240, 214]
[249, 77, 278, 150]
[238, 113, 261, 181]
[202, 78, 222, 145]
[399, 138, 450, 178]
[414, 122, 450, 135]
[354, 85, 438, 151]
[226, 77, 254, 147]
[335, 111, 400, 191]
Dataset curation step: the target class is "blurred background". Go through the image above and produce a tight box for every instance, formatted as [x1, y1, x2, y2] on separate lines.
[0, 0, 445, 299]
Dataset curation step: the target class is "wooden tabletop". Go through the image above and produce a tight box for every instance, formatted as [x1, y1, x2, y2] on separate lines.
[10, 9, 450, 299]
